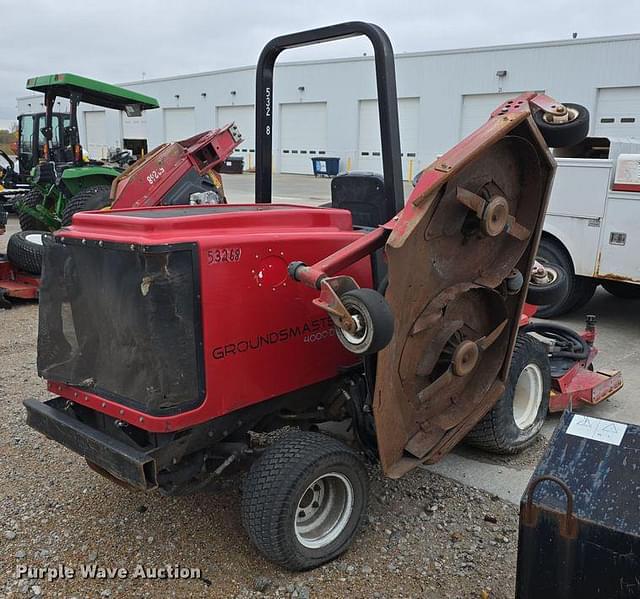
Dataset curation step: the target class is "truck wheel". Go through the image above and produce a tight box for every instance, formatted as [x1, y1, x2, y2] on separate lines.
[526, 263, 568, 306]
[466, 334, 550, 454]
[17, 189, 49, 231]
[602, 280, 640, 299]
[6, 230, 50, 275]
[532, 103, 590, 148]
[241, 431, 368, 571]
[61, 185, 112, 226]
[335, 288, 394, 355]
[535, 237, 596, 317]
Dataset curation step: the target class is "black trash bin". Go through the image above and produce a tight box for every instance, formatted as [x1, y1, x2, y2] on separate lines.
[311, 157, 340, 177]
[219, 156, 244, 174]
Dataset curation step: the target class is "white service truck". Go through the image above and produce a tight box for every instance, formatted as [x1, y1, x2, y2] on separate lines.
[537, 137, 640, 317]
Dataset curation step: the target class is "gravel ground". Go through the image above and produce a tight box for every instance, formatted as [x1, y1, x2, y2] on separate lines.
[1, 227, 521, 599]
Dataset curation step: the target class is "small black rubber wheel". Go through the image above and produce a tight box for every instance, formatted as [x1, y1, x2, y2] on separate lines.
[61, 185, 112, 226]
[466, 334, 550, 454]
[241, 431, 368, 571]
[535, 237, 597, 318]
[335, 288, 394, 355]
[602, 280, 640, 299]
[6, 230, 51, 275]
[533, 103, 590, 148]
[17, 188, 49, 231]
[526, 263, 569, 306]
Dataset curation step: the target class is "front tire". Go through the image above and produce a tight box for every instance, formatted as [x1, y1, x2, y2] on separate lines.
[241, 431, 368, 571]
[466, 334, 550, 454]
[61, 185, 112, 226]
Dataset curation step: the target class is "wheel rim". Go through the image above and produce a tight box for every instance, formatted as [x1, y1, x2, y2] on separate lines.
[512, 363, 544, 430]
[24, 233, 44, 246]
[294, 473, 354, 549]
[340, 310, 367, 346]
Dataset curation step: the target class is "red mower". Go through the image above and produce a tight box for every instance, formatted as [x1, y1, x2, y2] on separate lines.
[0, 123, 242, 307]
[25, 22, 621, 570]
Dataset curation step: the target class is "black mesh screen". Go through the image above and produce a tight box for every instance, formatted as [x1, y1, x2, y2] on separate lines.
[37, 238, 203, 415]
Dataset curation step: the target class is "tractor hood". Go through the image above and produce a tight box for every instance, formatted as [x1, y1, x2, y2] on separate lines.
[374, 109, 556, 478]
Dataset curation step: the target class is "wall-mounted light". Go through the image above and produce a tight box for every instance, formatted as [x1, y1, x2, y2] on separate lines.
[201, 92, 207, 98]
[230, 90, 237, 96]
[496, 70, 508, 78]
[297, 86, 305, 92]
[174, 94, 180, 99]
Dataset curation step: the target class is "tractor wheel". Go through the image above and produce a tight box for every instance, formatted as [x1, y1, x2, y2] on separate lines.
[335, 288, 394, 355]
[7, 230, 51, 275]
[526, 263, 568, 306]
[532, 103, 590, 148]
[17, 189, 49, 231]
[466, 334, 550, 454]
[241, 431, 368, 571]
[61, 185, 112, 226]
[602, 280, 640, 300]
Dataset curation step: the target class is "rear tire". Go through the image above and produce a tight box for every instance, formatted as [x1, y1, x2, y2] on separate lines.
[241, 431, 368, 571]
[535, 237, 596, 317]
[6, 230, 51, 275]
[61, 185, 112, 226]
[602, 280, 640, 299]
[466, 334, 550, 454]
[17, 188, 49, 231]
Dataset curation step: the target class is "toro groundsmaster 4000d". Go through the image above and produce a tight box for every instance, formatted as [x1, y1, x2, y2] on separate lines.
[26, 23, 600, 570]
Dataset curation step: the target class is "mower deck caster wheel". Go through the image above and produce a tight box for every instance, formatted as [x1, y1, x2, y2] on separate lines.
[241, 431, 368, 571]
[526, 262, 568, 306]
[335, 288, 394, 355]
[532, 103, 589, 148]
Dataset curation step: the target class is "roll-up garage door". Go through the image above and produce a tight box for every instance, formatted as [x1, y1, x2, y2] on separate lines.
[84, 110, 107, 159]
[357, 98, 419, 180]
[164, 107, 196, 142]
[595, 87, 640, 137]
[217, 105, 255, 168]
[280, 102, 327, 174]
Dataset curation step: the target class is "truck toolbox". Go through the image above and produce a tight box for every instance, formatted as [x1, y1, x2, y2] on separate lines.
[24, 397, 157, 491]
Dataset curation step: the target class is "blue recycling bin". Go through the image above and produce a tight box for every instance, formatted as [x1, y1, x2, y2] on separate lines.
[311, 156, 340, 177]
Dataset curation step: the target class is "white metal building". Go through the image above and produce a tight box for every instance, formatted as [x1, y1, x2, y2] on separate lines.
[16, 33, 640, 179]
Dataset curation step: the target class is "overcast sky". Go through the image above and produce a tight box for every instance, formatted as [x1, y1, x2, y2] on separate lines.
[2, 0, 639, 120]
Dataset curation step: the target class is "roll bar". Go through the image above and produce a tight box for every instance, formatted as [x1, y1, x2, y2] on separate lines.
[255, 21, 404, 220]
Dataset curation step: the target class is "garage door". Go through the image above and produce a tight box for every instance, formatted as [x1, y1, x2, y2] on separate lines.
[357, 98, 419, 180]
[164, 107, 196, 142]
[217, 105, 255, 168]
[460, 92, 535, 139]
[84, 110, 107, 159]
[595, 87, 640, 137]
[280, 102, 327, 174]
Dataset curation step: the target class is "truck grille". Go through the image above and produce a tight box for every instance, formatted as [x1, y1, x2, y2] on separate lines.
[37, 237, 203, 415]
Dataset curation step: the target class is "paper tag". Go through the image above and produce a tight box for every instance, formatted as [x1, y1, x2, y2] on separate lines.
[566, 414, 627, 446]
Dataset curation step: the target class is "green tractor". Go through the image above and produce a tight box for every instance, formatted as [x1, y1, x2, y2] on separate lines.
[16, 73, 158, 231]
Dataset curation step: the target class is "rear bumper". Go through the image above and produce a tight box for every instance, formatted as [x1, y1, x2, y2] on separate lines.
[24, 397, 157, 491]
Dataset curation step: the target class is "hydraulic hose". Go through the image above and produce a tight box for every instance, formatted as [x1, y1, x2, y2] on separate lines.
[520, 322, 589, 360]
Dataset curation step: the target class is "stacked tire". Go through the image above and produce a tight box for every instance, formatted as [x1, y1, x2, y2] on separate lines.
[7, 231, 50, 275]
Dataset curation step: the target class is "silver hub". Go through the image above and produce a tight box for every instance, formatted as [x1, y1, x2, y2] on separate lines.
[294, 473, 354, 549]
[25, 233, 44, 246]
[512, 363, 544, 430]
[340, 312, 366, 345]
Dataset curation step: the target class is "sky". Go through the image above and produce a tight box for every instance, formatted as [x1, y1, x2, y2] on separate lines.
[2, 0, 639, 120]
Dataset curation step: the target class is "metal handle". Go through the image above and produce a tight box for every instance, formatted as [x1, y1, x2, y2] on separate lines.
[255, 21, 404, 222]
[523, 475, 577, 538]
